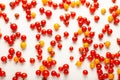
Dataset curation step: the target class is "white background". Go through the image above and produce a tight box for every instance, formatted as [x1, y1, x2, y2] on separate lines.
[0, 0, 120, 80]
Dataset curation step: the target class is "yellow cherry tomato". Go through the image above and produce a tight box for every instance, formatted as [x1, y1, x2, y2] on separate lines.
[84, 31, 89, 37]
[31, 12, 36, 18]
[90, 62, 95, 69]
[77, 28, 82, 35]
[104, 58, 110, 64]
[64, 3, 69, 11]
[39, 40, 45, 47]
[70, 1, 75, 8]
[108, 15, 113, 23]
[75, 61, 82, 67]
[104, 41, 111, 48]
[14, 57, 19, 63]
[117, 68, 120, 74]
[20, 42, 27, 49]
[101, 8, 106, 15]
[83, 43, 89, 48]
[108, 73, 114, 80]
[75, 0, 81, 7]
[47, 46, 53, 53]
[94, 59, 100, 64]
[39, 65, 45, 72]
[42, 0, 48, 5]
[47, 56, 52, 62]
[116, 9, 120, 15]
[54, 23, 60, 31]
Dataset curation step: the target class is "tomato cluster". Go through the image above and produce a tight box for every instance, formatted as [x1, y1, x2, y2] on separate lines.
[0, 0, 120, 80]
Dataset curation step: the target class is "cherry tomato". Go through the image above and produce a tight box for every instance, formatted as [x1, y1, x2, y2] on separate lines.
[21, 73, 27, 79]
[10, 23, 18, 32]
[7, 54, 13, 59]
[8, 48, 15, 55]
[63, 64, 69, 69]
[47, 29, 52, 35]
[15, 72, 21, 77]
[39, 7, 45, 14]
[45, 10, 52, 18]
[1, 56, 7, 63]
[36, 70, 41, 76]
[57, 43, 62, 49]
[89, 6, 96, 14]
[50, 40, 56, 47]
[36, 34, 41, 40]
[63, 69, 69, 75]
[70, 12, 76, 18]
[94, 15, 100, 22]
[51, 70, 57, 77]
[83, 70, 88, 75]
[31, 0, 37, 7]
[30, 58, 35, 64]
[52, 3, 58, 9]
[85, 1, 90, 7]
[48, 0, 53, 7]
[9, 2, 16, 9]
[14, 13, 19, 19]
[41, 20, 46, 27]
[55, 34, 61, 42]
[64, 31, 69, 38]
[21, 35, 26, 41]
[42, 70, 50, 78]
[19, 57, 25, 63]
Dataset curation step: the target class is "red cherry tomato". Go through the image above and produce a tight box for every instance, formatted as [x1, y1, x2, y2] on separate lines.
[45, 10, 52, 18]
[21, 73, 27, 79]
[30, 58, 35, 64]
[55, 34, 61, 42]
[10, 23, 18, 32]
[42, 70, 50, 78]
[36, 70, 41, 76]
[83, 70, 88, 75]
[39, 7, 45, 14]
[1, 56, 7, 63]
